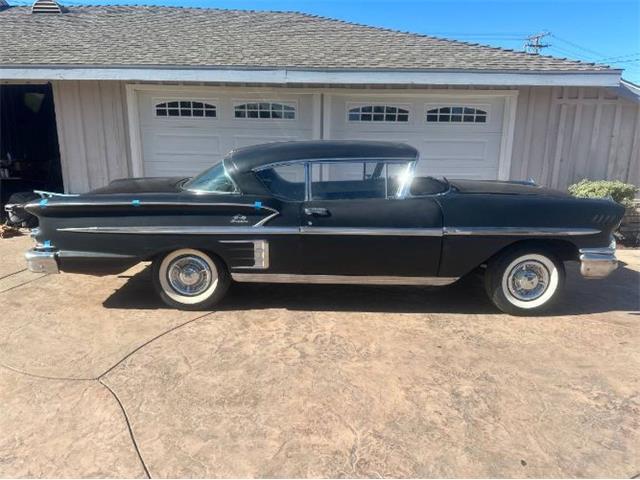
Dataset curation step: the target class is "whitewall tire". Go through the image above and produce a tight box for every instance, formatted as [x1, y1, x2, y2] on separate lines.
[485, 247, 565, 315]
[152, 249, 230, 310]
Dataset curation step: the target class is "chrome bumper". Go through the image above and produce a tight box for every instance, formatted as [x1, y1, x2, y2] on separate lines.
[25, 248, 60, 274]
[579, 245, 618, 278]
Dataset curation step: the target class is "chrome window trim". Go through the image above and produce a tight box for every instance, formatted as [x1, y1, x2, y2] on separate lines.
[251, 157, 419, 173]
[183, 160, 241, 194]
[231, 273, 458, 286]
[396, 160, 417, 199]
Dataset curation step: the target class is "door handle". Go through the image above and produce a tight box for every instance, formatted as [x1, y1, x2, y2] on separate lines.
[304, 207, 331, 217]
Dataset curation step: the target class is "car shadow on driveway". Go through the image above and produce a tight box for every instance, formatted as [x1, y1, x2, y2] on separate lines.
[102, 261, 640, 316]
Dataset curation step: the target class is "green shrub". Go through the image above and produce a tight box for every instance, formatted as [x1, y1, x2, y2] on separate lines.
[568, 179, 638, 207]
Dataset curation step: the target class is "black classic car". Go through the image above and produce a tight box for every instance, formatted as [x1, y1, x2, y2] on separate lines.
[24, 140, 623, 315]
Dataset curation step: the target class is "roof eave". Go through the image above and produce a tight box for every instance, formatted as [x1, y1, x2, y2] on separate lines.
[0, 65, 622, 87]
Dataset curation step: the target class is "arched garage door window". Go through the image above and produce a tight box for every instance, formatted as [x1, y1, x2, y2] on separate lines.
[348, 105, 410, 122]
[426, 106, 487, 123]
[234, 102, 296, 119]
[155, 101, 217, 118]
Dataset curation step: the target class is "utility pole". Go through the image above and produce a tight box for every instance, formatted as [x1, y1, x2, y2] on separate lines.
[524, 31, 551, 54]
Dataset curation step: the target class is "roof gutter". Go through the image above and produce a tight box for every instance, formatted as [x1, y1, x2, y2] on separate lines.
[0, 66, 622, 87]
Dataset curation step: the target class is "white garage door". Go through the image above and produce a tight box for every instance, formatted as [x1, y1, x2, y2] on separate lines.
[327, 94, 506, 180]
[137, 90, 315, 177]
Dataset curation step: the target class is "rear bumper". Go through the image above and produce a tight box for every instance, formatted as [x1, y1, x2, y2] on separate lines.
[25, 247, 138, 275]
[579, 245, 618, 278]
[25, 248, 60, 274]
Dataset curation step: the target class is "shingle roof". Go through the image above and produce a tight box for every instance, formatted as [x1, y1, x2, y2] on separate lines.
[0, 5, 615, 72]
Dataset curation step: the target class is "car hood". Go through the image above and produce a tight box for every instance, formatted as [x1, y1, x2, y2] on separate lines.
[89, 177, 188, 194]
[448, 179, 568, 197]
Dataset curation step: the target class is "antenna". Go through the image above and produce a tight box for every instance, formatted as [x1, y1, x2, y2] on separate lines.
[524, 31, 551, 54]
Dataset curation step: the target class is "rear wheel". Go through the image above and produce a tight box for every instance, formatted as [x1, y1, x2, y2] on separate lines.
[152, 248, 230, 310]
[485, 247, 565, 315]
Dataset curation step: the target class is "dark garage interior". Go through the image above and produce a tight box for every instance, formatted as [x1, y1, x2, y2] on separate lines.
[0, 83, 63, 219]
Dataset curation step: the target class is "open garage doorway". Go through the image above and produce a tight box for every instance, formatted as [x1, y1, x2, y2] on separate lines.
[0, 83, 63, 218]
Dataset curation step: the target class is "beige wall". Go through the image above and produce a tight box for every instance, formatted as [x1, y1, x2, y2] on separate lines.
[511, 86, 640, 189]
[52, 80, 131, 193]
[51, 81, 639, 193]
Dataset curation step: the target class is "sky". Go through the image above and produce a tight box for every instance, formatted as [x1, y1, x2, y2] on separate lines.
[12, 0, 640, 81]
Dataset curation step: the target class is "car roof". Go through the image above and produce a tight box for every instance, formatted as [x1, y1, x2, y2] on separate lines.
[224, 140, 419, 174]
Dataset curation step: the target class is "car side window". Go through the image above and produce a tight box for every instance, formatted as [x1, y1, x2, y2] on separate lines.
[254, 163, 305, 201]
[310, 161, 411, 200]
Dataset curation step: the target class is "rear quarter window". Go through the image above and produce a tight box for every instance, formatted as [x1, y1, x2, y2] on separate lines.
[254, 163, 306, 201]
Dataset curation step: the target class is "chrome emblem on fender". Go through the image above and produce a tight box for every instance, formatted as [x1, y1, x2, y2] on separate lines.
[231, 214, 249, 224]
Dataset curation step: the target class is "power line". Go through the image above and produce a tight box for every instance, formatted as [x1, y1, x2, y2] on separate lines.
[550, 34, 610, 59]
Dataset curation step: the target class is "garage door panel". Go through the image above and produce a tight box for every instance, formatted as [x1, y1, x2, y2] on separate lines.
[232, 134, 301, 149]
[148, 132, 222, 155]
[329, 94, 507, 181]
[137, 90, 314, 177]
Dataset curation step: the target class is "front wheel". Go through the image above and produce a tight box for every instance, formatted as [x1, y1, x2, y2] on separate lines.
[152, 248, 230, 310]
[485, 247, 565, 315]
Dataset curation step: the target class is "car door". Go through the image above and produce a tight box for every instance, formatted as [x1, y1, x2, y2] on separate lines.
[299, 160, 443, 277]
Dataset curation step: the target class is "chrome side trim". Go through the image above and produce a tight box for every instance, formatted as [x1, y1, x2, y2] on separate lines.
[579, 246, 618, 278]
[220, 240, 269, 269]
[56, 225, 600, 237]
[57, 226, 299, 235]
[28, 200, 279, 213]
[57, 251, 137, 259]
[58, 226, 444, 236]
[253, 211, 280, 227]
[299, 227, 443, 236]
[33, 190, 80, 198]
[231, 273, 458, 286]
[443, 226, 601, 236]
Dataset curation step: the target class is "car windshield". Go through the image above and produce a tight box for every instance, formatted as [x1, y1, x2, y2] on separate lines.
[182, 162, 239, 193]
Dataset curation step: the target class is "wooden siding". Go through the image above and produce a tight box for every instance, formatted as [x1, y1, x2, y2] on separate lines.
[52, 80, 131, 193]
[511, 86, 640, 189]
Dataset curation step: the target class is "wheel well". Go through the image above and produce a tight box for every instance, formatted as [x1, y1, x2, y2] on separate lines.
[485, 238, 580, 266]
[146, 247, 230, 272]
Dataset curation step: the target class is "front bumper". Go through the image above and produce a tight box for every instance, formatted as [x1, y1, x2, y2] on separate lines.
[579, 244, 618, 278]
[25, 248, 60, 274]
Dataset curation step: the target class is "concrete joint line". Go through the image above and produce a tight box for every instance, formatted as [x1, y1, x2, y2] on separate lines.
[99, 378, 151, 479]
[96, 311, 215, 379]
[0, 268, 28, 281]
[0, 273, 49, 295]
[1, 311, 217, 478]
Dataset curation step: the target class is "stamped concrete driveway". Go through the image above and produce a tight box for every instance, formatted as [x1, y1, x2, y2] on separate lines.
[1, 234, 639, 478]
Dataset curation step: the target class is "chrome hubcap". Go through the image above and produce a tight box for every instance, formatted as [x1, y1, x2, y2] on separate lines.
[507, 260, 549, 301]
[167, 255, 212, 296]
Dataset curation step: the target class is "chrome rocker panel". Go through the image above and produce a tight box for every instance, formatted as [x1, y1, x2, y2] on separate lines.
[231, 273, 458, 286]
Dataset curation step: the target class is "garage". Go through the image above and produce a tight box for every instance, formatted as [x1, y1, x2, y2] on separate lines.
[325, 92, 514, 180]
[132, 87, 515, 181]
[135, 88, 317, 177]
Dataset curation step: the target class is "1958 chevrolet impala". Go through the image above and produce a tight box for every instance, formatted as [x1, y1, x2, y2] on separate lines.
[24, 140, 623, 315]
